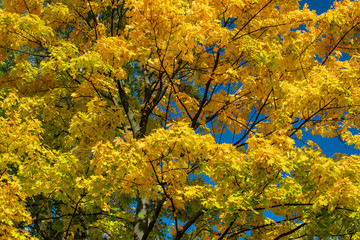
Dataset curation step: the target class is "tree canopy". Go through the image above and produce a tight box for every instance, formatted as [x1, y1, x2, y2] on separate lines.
[1, 0, 360, 239]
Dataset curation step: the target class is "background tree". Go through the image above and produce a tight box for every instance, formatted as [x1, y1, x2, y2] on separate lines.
[1, 0, 360, 239]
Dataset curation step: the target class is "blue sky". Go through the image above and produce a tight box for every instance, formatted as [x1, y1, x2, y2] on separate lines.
[213, 0, 360, 230]
[218, 0, 360, 158]
[300, 0, 360, 157]
[300, 0, 335, 14]
[266, 0, 360, 226]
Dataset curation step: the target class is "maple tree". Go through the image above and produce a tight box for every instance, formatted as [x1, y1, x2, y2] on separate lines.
[1, 0, 360, 239]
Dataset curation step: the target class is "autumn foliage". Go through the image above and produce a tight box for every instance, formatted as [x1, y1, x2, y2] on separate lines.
[1, 0, 360, 239]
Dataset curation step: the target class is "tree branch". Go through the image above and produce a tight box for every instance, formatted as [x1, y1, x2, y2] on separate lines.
[116, 79, 141, 137]
[273, 223, 307, 240]
[174, 210, 204, 240]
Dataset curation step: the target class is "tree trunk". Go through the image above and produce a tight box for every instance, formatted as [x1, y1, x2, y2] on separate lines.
[134, 196, 151, 240]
